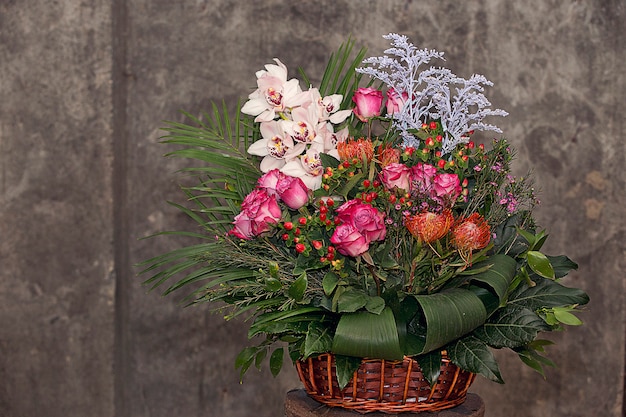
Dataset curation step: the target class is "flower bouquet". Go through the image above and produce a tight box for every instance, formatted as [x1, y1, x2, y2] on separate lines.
[141, 34, 589, 412]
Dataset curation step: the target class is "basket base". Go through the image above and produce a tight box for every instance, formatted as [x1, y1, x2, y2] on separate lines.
[285, 389, 485, 416]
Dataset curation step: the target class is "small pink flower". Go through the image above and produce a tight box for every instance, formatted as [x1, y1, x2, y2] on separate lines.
[380, 162, 411, 192]
[385, 88, 408, 115]
[352, 87, 383, 122]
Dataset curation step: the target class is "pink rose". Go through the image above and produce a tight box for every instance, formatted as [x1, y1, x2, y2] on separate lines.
[335, 200, 386, 243]
[258, 169, 310, 210]
[330, 223, 369, 257]
[352, 87, 383, 122]
[257, 169, 282, 196]
[432, 173, 461, 201]
[380, 163, 411, 192]
[386, 88, 408, 115]
[410, 163, 437, 192]
[276, 175, 310, 210]
[230, 189, 282, 239]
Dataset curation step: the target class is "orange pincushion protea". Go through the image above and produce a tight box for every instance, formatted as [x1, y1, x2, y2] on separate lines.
[451, 213, 491, 254]
[405, 210, 454, 243]
[337, 137, 374, 162]
[378, 145, 401, 167]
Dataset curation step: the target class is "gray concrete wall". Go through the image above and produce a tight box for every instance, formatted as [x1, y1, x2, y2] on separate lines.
[1, 1, 623, 416]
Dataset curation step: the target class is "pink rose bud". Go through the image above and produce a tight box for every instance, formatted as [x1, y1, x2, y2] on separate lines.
[276, 175, 310, 210]
[379, 162, 411, 192]
[352, 87, 383, 122]
[386, 88, 408, 115]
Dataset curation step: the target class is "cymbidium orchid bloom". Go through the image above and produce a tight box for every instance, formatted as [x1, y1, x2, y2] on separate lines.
[307, 88, 352, 124]
[247, 120, 306, 172]
[281, 146, 324, 190]
[241, 59, 308, 122]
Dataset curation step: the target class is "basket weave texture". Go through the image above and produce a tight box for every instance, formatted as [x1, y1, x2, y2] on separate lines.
[296, 353, 476, 414]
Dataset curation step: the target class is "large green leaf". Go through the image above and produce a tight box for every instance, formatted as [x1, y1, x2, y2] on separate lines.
[447, 336, 503, 383]
[415, 350, 442, 387]
[545, 255, 578, 278]
[527, 251, 555, 279]
[474, 304, 551, 348]
[331, 307, 403, 360]
[411, 288, 487, 354]
[509, 276, 590, 310]
[469, 254, 518, 304]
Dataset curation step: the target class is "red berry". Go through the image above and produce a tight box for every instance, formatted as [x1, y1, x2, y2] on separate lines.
[283, 222, 293, 231]
[370, 192, 378, 200]
[319, 213, 327, 222]
[425, 137, 435, 147]
[325, 220, 332, 227]
[295, 243, 306, 253]
[319, 205, 328, 214]
[429, 121, 438, 130]
[389, 194, 397, 204]
[294, 228, 301, 236]
[326, 253, 335, 261]
[437, 159, 446, 169]
[436, 135, 443, 142]
[282, 233, 289, 240]
[373, 180, 381, 188]
[399, 197, 406, 204]
[326, 199, 334, 207]
[312, 240, 323, 250]
[468, 141, 475, 149]
[298, 217, 307, 226]
[343, 161, 351, 168]
[365, 194, 373, 203]
[363, 179, 371, 188]
[327, 246, 335, 253]
[478, 143, 485, 151]
[421, 123, 428, 129]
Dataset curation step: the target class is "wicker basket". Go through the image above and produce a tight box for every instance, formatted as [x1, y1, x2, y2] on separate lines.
[296, 353, 476, 414]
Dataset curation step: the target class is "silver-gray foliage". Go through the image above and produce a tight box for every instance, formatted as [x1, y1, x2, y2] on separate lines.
[357, 33, 508, 154]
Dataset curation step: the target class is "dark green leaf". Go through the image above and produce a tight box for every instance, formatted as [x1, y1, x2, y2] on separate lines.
[335, 355, 362, 390]
[447, 336, 503, 383]
[416, 350, 442, 387]
[269, 348, 284, 377]
[304, 322, 333, 358]
[527, 251, 555, 279]
[509, 276, 590, 310]
[474, 305, 550, 348]
[288, 273, 308, 301]
[254, 348, 267, 370]
[546, 255, 578, 278]
[412, 288, 487, 354]
[322, 272, 339, 296]
[337, 289, 368, 313]
[235, 347, 258, 381]
[365, 296, 386, 315]
[469, 254, 518, 304]
[320, 152, 340, 169]
[332, 307, 403, 360]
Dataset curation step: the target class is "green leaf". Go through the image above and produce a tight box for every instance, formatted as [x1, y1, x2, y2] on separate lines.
[416, 350, 442, 387]
[468, 254, 518, 304]
[320, 152, 340, 169]
[235, 347, 258, 381]
[515, 344, 556, 378]
[527, 251, 555, 279]
[474, 305, 551, 348]
[448, 336, 503, 383]
[304, 322, 333, 358]
[337, 289, 368, 313]
[335, 355, 362, 390]
[322, 271, 339, 296]
[553, 308, 584, 326]
[365, 296, 386, 315]
[546, 255, 578, 278]
[254, 348, 267, 370]
[331, 307, 403, 360]
[411, 288, 487, 354]
[509, 276, 590, 310]
[288, 273, 308, 301]
[269, 348, 284, 377]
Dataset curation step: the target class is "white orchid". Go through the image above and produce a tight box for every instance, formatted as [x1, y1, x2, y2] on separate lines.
[281, 145, 325, 190]
[247, 120, 306, 172]
[241, 59, 308, 122]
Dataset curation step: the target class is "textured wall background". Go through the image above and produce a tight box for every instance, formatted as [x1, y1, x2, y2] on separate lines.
[1, 1, 624, 417]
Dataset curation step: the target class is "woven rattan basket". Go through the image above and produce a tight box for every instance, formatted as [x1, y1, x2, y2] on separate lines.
[296, 353, 476, 414]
